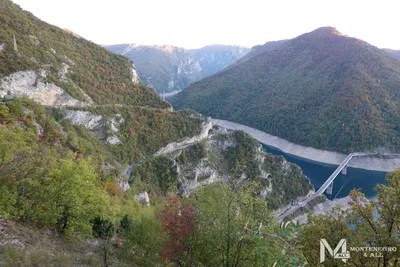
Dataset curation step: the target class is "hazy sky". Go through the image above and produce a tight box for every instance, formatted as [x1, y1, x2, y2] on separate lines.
[11, 0, 400, 49]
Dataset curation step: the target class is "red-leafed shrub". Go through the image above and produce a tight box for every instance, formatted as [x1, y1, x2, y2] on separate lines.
[158, 196, 196, 263]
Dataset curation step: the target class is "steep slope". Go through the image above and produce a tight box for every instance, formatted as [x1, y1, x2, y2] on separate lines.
[105, 44, 201, 93]
[0, 1, 319, 265]
[105, 44, 249, 92]
[171, 27, 400, 153]
[131, 127, 313, 209]
[0, 0, 166, 108]
[0, 0, 312, 207]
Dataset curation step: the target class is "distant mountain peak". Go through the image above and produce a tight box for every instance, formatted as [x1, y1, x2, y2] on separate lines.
[196, 44, 249, 50]
[127, 43, 142, 47]
[153, 45, 184, 54]
[171, 27, 400, 153]
[126, 44, 184, 53]
[306, 26, 347, 37]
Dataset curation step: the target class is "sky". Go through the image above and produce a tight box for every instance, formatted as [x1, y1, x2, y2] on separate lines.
[11, 0, 400, 50]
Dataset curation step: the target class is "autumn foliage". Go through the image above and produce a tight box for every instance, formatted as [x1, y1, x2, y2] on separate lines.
[158, 196, 196, 263]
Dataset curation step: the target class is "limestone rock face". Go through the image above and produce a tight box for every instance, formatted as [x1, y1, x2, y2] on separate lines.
[58, 63, 70, 82]
[155, 120, 213, 156]
[137, 122, 312, 209]
[63, 110, 125, 145]
[105, 44, 249, 92]
[131, 63, 140, 84]
[135, 192, 150, 206]
[106, 136, 122, 145]
[0, 70, 87, 107]
[63, 110, 104, 130]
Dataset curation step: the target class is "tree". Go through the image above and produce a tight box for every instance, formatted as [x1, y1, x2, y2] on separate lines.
[190, 182, 306, 266]
[24, 159, 111, 236]
[158, 196, 196, 266]
[92, 217, 115, 267]
[0, 105, 9, 122]
[301, 169, 400, 266]
[121, 209, 166, 267]
[346, 169, 400, 266]
[301, 207, 351, 266]
[0, 127, 38, 218]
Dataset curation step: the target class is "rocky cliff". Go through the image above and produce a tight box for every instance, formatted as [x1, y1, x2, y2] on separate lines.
[105, 44, 249, 92]
[0, 70, 90, 107]
[130, 122, 313, 209]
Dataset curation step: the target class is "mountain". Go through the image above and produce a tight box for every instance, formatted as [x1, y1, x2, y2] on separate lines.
[0, 0, 167, 108]
[105, 43, 249, 92]
[0, 0, 213, 165]
[186, 45, 250, 77]
[0, 0, 312, 250]
[0, 0, 311, 211]
[2, 1, 399, 266]
[385, 49, 400, 60]
[233, 40, 287, 65]
[171, 27, 400, 153]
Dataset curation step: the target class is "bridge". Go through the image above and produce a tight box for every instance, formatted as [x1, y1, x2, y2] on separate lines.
[276, 152, 378, 222]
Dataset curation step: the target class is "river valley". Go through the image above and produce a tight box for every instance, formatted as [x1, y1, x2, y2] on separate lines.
[210, 118, 395, 200]
[264, 145, 387, 199]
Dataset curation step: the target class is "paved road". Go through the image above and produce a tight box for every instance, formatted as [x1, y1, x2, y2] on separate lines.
[276, 152, 378, 222]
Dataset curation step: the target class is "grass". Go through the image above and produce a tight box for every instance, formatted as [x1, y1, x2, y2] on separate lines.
[0, 219, 105, 266]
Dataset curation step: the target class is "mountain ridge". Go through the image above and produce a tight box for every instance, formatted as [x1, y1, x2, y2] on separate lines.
[105, 43, 249, 92]
[171, 27, 400, 153]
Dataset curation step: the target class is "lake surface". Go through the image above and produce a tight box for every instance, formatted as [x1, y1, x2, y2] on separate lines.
[262, 144, 388, 200]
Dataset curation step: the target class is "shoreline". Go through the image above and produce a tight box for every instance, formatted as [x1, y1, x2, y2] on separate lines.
[211, 118, 400, 172]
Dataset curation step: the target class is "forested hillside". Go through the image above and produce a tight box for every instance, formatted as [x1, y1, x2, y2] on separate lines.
[0, 1, 315, 265]
[0, 97, 311, 266]
[0, 0, 166, 107]
[2, 1, 399, 266]
[172, 27, 400, 153]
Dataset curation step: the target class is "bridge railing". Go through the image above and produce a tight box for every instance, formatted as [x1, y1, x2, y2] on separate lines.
[276, 152, 381, 221]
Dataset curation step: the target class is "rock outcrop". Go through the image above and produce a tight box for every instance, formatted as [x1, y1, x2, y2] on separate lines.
[106, 136, 122, 145]
[63, 110, 104, 130]
[131, 63, 140, 84]
[105, 44, 249, 92]
[0, 70, 88, 107]
[135, 192, 150, 206]
[62, 110, 124, 145]
[155, 119, 213, 156]
[132, 123, 313, 209]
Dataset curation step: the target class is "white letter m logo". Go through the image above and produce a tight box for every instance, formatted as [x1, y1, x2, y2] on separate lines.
[320, 239, 350, 263]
